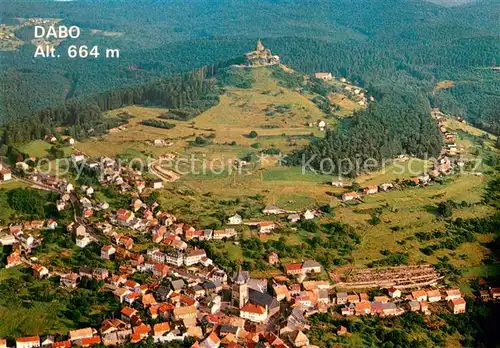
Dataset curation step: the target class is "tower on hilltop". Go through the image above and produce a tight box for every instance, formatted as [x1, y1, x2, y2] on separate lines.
[244, 40, 280, 67]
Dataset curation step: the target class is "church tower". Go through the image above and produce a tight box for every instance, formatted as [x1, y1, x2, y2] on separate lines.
[231, 267, 249, 308]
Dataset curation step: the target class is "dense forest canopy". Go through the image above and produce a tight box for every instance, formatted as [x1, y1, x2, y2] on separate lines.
[0, 0, 499, 133]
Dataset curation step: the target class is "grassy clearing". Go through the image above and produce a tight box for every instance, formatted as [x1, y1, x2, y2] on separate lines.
[0, 267, 75, 338]
[75, 67, 325, 160]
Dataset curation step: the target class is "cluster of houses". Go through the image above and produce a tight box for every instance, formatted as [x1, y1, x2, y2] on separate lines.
[331, 109, 470, 203]
[1, 146, 491, 348]
[336, 287, 468, 317]
[1, 219, 58, 268]
[312, 72, 374, 107]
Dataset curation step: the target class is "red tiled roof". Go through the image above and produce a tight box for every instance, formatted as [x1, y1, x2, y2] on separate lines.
[16, 336, 40, 343]
[451, 298, 466, 305]
[241, 303, 266, 315]
[153, 322, 171, 335]
[121, 306, 136, 317]
[285, 263, 303, 272]
[81, 336, 101, 346]
[133, 324, 151, 336]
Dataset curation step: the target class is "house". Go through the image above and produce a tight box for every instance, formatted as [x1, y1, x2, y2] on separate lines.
[40, 336, 54, 346]
[303, 210, 315, 220]
[287, 214, 300, 223]
[45, 135, 57, 143]
[240, 303, 267, 323]
[412, 290, 427, 302]
[420, 301, 429, 314]
[118, 236, 134, 250]
[69, 327, 94, 341]
[331, 181, 344, 187]
[60, 273, 80, 288]
[444, 288, 462, 301]
[153, 322, 171, 337]
[200, 331, 220, 348]
[227, 214, 242, 225]
[363, 185, 378, 195]
[273, 284, 289, 301]
[313, 72, 333, 80]
[268, 252, 279, 265]
[67, 137, 75, 145]
[132, 324, 151, 340]
[285, 263, 303, 275]
[185, 248, 207, 266]
[16, 336, 41, 348]
[317, 289, 330, 304]
[342, 192, 359, 201]
[47, 219, 57, 230]
[173, 305, 197, 321]
[263, 205, 284, 215]
[80, 336, 101, 347]
[427, 290, 442, 303]
[120, 306, 137, 322]
[32, 264, 49, 278]
[289, 330, 309, 347]
[92, 268, 109, 281]
[388, 287, 401, 298]
[0, 170, 12, 182]
[71, 153, 85, 162]
[355, 302, 371, 315]
[114, 288, 132, 304]
[359, 293, 369, 302]
[408, 300, 420, 312]
[302, 260, 322, 274]
[449, 298, 466, 314]
[212, 229, 237, 240]
[379, 183, 394, 191]
[258, 221, 275, 234]
[336, 292, 348, 305]
[165, 250, 184, 266]
[374, 296, 389, 303]
[76, 235, 92, 248]
[130, 199, 143, 212]
[151, 179, 163, 189]
[101, 245, 116, 259]
[341, 305, 353, 316]
[347, 294, 359, 304]
[153, 263, 170, 278]
[115, 209, 135, 226]
[51, 341, 71, 348]
[141, 293, 157, 307]
[490, 287, 500, 300]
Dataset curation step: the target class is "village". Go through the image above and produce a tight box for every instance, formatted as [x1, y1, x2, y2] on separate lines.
[0, 143, 498, 348]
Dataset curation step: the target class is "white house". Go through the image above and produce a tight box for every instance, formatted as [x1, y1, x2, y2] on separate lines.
[71, 153, 85, 163]
[303, 210, 315, 220]
[240, 303, 268, 323]
[258, 222, 275, 234]
[227, 213, 242, 225]
[0, 170, 12, 182]
[388, 287, 401, 298]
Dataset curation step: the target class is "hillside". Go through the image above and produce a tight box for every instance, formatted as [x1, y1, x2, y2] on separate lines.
[0, 0, 499, 133]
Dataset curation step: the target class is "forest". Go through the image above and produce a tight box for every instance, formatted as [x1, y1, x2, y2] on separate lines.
[289, 92, 444, 176]
[0, 0, 499, 134]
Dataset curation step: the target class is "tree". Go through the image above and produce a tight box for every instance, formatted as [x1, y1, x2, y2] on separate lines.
[437, 200, 454, 218]
[248, 130, 258, 138]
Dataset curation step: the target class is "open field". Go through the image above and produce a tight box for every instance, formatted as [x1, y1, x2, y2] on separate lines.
[75, 67, 325, 161]
[328, 92, 364, 117]
[0, 267, 75, 338]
